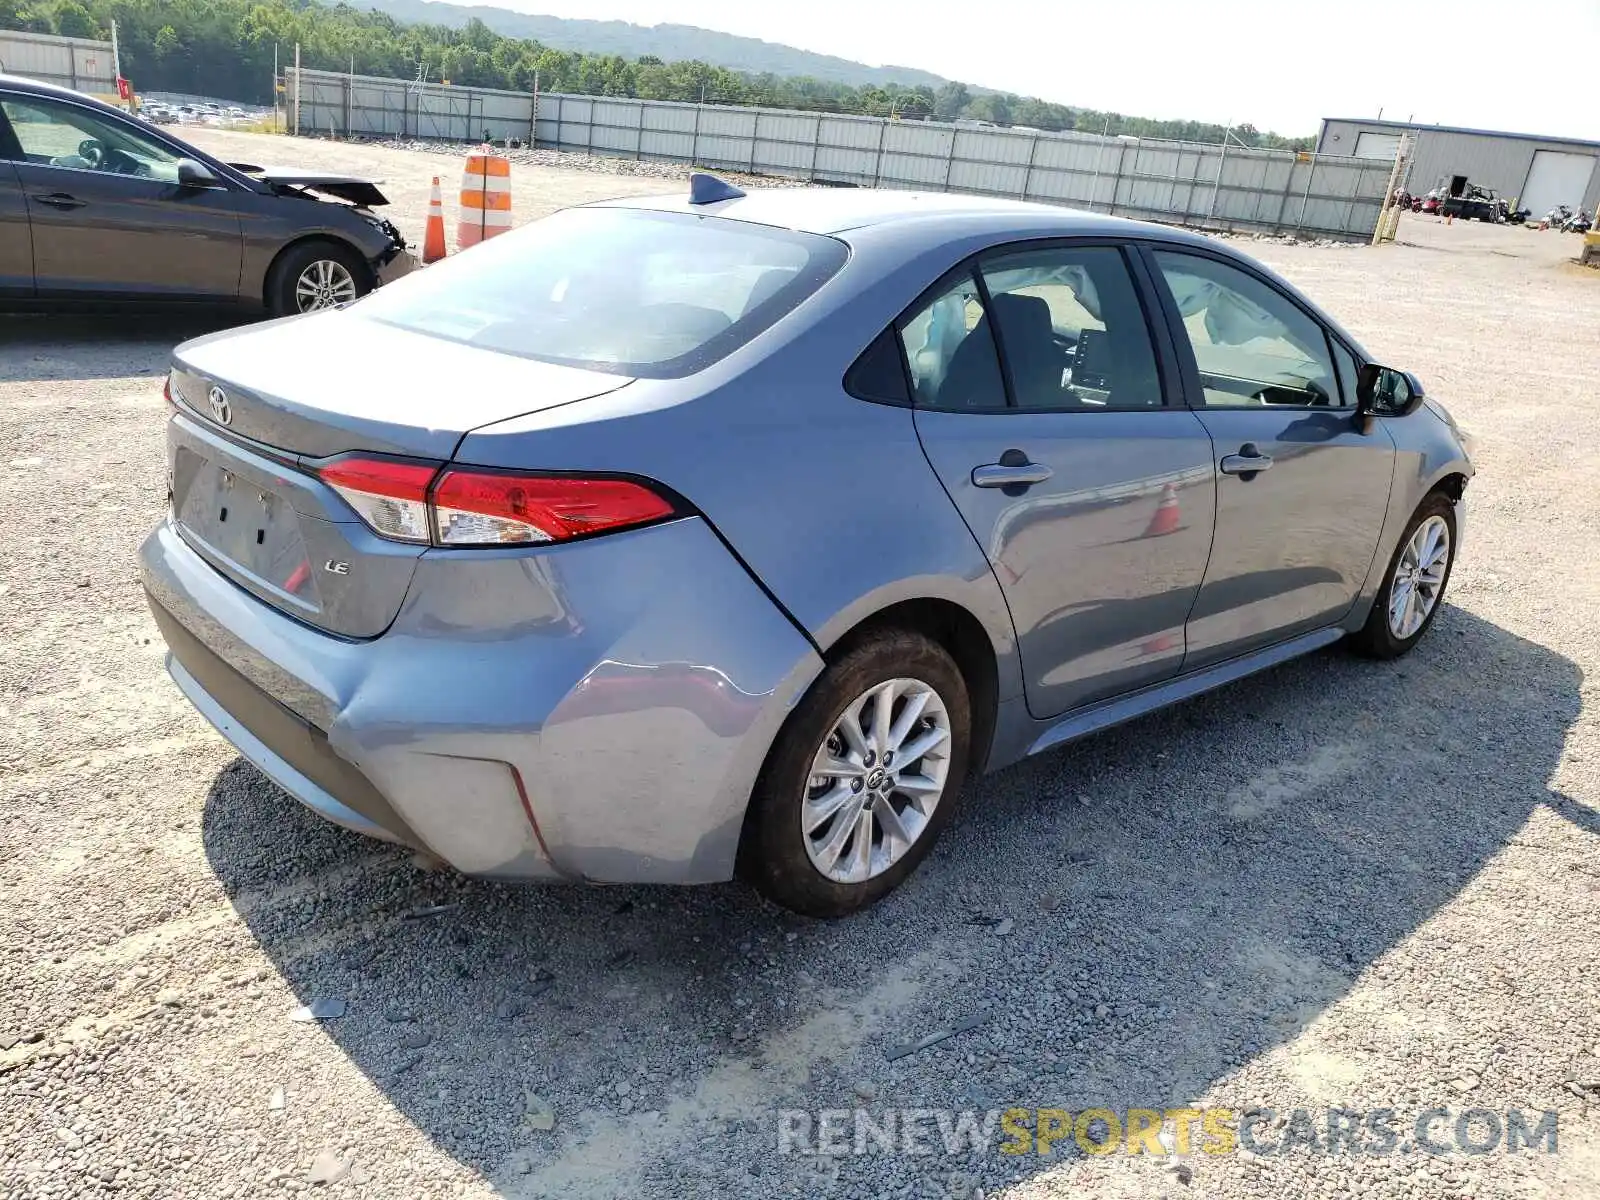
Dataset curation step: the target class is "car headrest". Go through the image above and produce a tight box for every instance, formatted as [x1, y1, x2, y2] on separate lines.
[989, 292, 1054, 347]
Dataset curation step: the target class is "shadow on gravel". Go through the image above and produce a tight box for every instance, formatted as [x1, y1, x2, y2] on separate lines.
[200, 603, 1586, 1195]
[0, 312, 248, 382]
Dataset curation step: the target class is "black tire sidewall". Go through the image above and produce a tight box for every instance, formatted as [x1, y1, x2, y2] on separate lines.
[741, 631, 971, 918]
[267, 241, 369, 317]
[1359, 494, 1458, 657]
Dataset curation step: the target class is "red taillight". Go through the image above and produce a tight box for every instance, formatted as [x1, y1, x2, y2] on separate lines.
[432, 471, 674, 545]
[318, 457, 439, 543]
[315, 457, 674, 547]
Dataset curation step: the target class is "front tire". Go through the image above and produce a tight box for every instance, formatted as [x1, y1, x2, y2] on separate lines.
[1349, 493, 1457, 659]
[266, 240, 369, 317]
[740, 630, 971, 918]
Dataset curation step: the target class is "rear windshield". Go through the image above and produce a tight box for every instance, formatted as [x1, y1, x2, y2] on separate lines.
[359, 207, 848, 378]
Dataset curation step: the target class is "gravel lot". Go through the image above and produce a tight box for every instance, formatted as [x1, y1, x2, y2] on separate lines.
[4, 132, 1600, 1199]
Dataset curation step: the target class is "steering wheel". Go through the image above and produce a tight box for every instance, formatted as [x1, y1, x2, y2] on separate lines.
[101, 147, 145, 177]
[76, 138, 106, 169]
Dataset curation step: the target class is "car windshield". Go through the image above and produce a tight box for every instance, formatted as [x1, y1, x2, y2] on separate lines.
[359, 207, 849, 378]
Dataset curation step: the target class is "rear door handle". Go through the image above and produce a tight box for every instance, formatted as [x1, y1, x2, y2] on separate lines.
[1219, 443, 1273, 478]
[33, 192, 85, 211]
[972, 462, 1053, 488]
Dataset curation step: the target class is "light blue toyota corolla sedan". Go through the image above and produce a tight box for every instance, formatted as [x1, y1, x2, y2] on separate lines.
[140, 177, 1472, 916]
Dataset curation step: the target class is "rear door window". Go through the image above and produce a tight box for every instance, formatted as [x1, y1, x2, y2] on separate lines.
[358, 207, 848, 378]
[978, 245, 1164, 410]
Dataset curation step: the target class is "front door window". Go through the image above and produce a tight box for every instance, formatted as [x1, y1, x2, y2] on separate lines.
[1, 96, 185, 183]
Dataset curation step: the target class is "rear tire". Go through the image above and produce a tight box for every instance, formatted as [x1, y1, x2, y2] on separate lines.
[266, 240, 370, 317]
[1348, 492, 1457, 659]
[740, 630, 970, 918]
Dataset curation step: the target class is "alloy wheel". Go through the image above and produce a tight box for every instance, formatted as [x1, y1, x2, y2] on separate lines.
[294, 259, 359, 312]
[801, 677, 952, 885]
[1388, 514, 1451, 639]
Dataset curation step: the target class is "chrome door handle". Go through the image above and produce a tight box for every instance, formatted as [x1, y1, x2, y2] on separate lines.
[973, 463, 1053, 488]
[1219, 443, 1273, 477]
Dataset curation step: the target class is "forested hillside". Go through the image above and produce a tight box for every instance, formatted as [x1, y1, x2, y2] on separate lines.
[360, 0, 950, 90]
[1, 0, 1314, 148]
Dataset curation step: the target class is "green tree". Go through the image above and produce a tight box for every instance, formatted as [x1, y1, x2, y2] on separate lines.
[52, 0, 98, 36]
[963, 93, 1010, 125]
[932, 80, 970, 121]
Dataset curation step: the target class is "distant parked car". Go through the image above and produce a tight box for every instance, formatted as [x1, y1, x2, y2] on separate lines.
[0, 74, 412, 315]
[141, 179, 1473, 916]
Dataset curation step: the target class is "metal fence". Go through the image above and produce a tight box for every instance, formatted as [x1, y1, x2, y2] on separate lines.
[0, 30, 116, 94]
[289, 69, 537, 144]
[289, 68, 1394, 239]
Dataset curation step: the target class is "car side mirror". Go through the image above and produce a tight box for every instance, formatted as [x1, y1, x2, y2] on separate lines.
[1356, 363, 1426, 418]
[176, 159, 221, 189]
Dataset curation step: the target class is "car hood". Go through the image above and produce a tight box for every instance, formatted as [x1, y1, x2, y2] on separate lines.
[246, 167, 390, 207]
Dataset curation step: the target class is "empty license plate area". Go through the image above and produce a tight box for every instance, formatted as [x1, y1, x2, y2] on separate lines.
[171, 432, 322, 611]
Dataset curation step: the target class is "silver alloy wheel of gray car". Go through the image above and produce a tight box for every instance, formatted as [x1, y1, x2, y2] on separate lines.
[801, 677, 952, 884]
[1388, 514, 1451, 639]
[294, 259, 359, 312]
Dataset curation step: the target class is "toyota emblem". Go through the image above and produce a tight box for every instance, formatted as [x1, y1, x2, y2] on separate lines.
[207, 386, 231, 426]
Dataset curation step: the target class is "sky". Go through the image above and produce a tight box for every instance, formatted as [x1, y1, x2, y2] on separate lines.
[488, 0, 1600, 140]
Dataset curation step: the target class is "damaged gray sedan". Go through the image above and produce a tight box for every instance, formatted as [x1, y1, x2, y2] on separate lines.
[0, 74, 412, 316]
[141, 178, 1473, 917]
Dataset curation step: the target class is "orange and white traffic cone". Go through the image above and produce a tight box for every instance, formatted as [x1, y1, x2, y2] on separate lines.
[457, 149, 513, 251]
[1142, 482, 1181, 538]
[422, 176, 447, 264]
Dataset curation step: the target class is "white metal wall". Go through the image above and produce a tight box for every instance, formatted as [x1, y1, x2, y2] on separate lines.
[1319, 119, 1600, 212]
[531, 92, 1391, 238]
[0, 30, 116, 94]
[290, 69, 1393, 238]
[291, 70, 538, 144]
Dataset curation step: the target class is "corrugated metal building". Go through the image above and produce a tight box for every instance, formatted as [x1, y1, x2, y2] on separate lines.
[1318, 117, 1600, 216]
[0, 30, 116, 94]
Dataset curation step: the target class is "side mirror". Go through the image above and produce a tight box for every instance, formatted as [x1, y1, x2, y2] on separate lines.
[176, 159, 221, 189]
[1356, 363, 1426, 418]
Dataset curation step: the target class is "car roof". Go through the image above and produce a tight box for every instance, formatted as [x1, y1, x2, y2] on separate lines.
[0, 73, 106, 104]
[594, 185, 1205, 242]
[594, 180, 1368, 357]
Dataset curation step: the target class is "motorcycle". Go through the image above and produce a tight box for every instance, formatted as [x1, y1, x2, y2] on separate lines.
[1545, 204, 1574, 229]
[1560, 209, 1592, 234]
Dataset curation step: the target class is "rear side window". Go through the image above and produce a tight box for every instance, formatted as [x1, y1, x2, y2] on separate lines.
[896, 271, 1006, 411]
[359, 207, 848, 378]
[845, 329, 910, 405]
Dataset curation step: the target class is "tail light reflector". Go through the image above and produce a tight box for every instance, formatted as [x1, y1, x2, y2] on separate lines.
[318, 457, 438, 543]
[432, 471, 674, 545]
